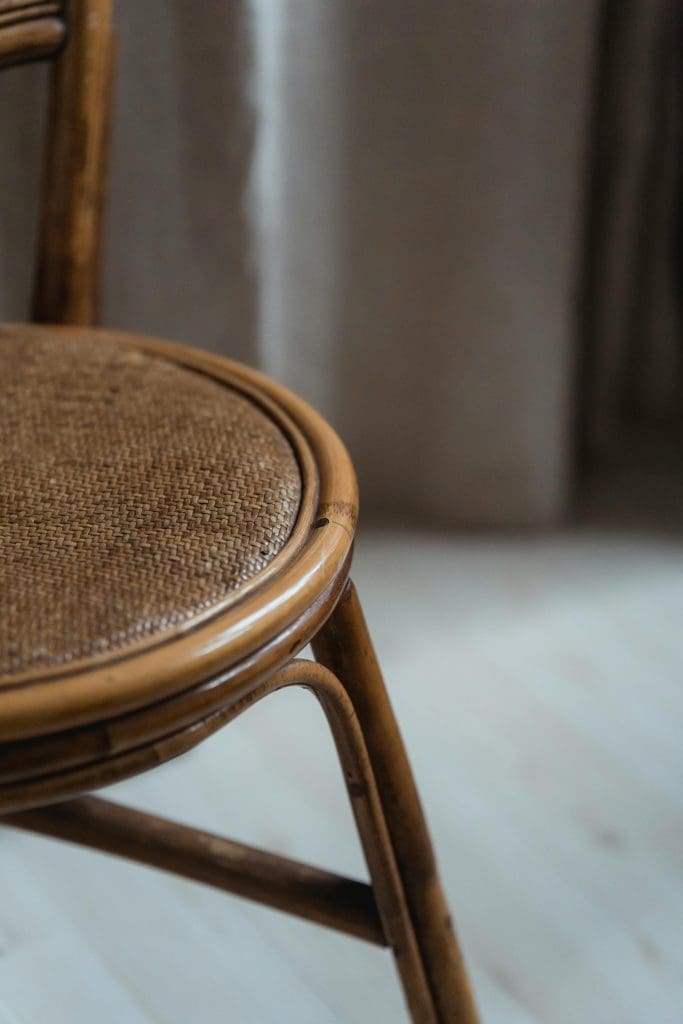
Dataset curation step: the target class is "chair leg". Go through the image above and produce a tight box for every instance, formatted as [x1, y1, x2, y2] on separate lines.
[1, 579, 479, 1022]
[312, 580, 480, 1024]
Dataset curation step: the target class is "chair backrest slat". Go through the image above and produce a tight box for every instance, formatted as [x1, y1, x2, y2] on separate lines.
[0, 0, 114, 327]
[33, 0, 114, 326]
[0, 4, 65, 70]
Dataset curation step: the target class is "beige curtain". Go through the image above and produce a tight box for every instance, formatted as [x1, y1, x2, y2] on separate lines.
[250, 0, 598, 525]
[0, 1, 678, 526]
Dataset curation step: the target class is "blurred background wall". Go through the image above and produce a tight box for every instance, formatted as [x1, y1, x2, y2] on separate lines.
[0, 0, 680, 527]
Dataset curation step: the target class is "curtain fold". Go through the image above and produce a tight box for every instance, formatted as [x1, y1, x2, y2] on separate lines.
[580, 0, 682, 470]
[0, 1, 678, 526]
[103, 1, 257, 365]
[250, 0, 598, 525]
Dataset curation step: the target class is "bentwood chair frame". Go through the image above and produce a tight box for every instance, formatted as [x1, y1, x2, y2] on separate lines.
[0, 4, 479, 1022]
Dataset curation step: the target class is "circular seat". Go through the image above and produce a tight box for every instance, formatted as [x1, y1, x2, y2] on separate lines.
[1, 329, 302, 679]
[0, 324, 356, 807]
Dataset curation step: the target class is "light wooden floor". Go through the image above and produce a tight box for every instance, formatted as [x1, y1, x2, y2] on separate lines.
[1, 522, 682, 1023]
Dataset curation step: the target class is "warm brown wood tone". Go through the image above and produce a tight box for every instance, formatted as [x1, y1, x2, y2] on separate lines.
[6, 796, 385, 946]
[4, 654, 472, 1022]
[313, 583, 480, 1024]
[0, 556, 352, 800]
[0, 3, 480, 1020]
[33, 0, 114, 324]
[0, 325, 354, 743]
[0, 3, 64, 69]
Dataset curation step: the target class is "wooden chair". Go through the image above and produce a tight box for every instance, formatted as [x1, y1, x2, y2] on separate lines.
[0, 4, 479, 1021]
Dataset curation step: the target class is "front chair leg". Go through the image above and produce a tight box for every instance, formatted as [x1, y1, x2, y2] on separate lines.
[312, 581, 480, 1024]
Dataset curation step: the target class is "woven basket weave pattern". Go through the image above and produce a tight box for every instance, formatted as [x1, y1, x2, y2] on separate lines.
[0, 331, 302, 680]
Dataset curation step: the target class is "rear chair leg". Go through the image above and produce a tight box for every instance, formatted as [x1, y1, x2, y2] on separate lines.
[312, 581, 480, 1024]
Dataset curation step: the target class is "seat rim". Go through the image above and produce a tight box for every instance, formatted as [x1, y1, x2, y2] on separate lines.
[0, 560, 351, 812]
[0, 324, 357, 744]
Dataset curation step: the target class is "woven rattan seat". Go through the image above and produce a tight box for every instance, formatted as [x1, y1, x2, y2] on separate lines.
[0, 327, 302, 681]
